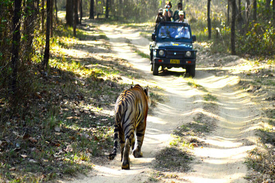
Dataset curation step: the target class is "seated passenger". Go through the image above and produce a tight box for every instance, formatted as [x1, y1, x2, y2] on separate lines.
[158, 26, 168, 38]
[175, 26, 190, 39]
[168, 26, 177, 38]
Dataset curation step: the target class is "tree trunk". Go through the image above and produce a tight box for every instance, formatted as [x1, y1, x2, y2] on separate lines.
[74, 0, 77, 37]
[106, 0, 109, 18]
[24, 0, 36, 63]
[207, 0, 211, 39]
[11, 0, 22, 95]
[80, 0, 83, 24]
[273, 0, 275, 26]
[231, 0, 236, 55]
[237, 0, 244, 34]
[66, 0, 74, 26]
[90, 0, 94, 19]
[119, 0, 122, 16]
[42, 0, 45, 31]
[266, 0, 271, 18]
[50, 0, 53, 37]
[42, 0, 50, 69]
[55, 0, 58, 23]
[253, 0, 256, 21]
[227, 0, 230, 26]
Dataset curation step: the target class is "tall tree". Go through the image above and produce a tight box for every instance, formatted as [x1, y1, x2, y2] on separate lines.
[237, 0, 244, 34]
[66, 0, 73, 26]
[42, 0, 51, 69]
[50, 0, 53, 37]
[207, 0, 211, 39]
[273, 0, 275, 26]
[245, 0, 250, 23]
[119, 0, 122, 16]
[80, 0, 83, 24]
[253, 0, 257, 21]
[227, 0, 230, 26]
[90, 0, 94, 19]
[231, 0, 236, 55]
[106, 0, 109, 18]
[266, 0, 271, 19]
[55, 0, 58, 23]
[11, 0, 22, 95]
[74, 0, 77, 37]
[42, 0, 45, 31]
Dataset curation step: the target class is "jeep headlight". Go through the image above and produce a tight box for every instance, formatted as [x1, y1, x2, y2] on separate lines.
[159, 50, 165, 56]
[186, 51, 192, 57]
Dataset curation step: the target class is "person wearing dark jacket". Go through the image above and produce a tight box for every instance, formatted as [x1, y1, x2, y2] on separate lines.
[155, 8, 165, 24]
[173, 2, 184, 21]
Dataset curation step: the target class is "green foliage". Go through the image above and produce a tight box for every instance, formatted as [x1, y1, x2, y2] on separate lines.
[238, 23, 275, 56]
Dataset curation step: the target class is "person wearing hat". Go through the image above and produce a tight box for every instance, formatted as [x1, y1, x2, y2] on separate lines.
[173, 2, 183, 21]
[175, 10, 187, 23]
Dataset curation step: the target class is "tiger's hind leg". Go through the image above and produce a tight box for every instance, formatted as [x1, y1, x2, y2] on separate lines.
[133, 119, 146, 158]
[121, 138, 131, 169]
[119, 126, 125, 162]
[122, 126, 135, 169]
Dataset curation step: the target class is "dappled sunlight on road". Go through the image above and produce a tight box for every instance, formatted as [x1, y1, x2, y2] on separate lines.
[64, 23, 263, 183]
[182, 71, 260, 183]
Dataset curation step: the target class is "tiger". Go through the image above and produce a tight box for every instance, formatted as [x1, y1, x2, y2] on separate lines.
[109, 84, 149, 170]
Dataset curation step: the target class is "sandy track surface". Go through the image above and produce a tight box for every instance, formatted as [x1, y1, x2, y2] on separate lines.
[62, 24, 260, 183]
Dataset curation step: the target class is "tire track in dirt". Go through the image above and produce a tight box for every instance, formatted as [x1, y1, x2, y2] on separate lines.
[184, 72, 259, 183]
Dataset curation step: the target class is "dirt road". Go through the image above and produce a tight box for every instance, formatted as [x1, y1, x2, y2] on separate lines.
[63, 24, 260, 183]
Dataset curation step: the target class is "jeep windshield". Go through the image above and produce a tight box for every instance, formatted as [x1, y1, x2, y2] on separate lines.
[157, 25, 190, 40]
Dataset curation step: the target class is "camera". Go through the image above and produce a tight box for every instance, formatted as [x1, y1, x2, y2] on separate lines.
[165, 5, 170, 8]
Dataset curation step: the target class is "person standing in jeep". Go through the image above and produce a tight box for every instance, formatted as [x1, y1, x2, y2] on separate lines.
[163, 1, 173, 22]
[173, 2, 184, 21]
[175, 11, 186, 23]
[155, 8, 165, 24]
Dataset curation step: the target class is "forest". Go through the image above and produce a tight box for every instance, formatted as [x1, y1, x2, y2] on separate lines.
[0, 0, 274, 182]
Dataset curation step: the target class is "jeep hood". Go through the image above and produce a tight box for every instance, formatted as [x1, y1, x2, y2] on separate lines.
[156, 42, 193, 49]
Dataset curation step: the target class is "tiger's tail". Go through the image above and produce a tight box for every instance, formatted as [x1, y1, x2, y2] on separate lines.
[109, 104, 124, 160]
[108, 124, 119, 160]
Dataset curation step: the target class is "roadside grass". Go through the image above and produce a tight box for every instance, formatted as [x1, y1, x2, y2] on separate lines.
[154, 147, 193, 172]
[0, 21, 163, 182]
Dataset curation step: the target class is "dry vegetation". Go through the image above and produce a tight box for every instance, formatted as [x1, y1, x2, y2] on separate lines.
[0, 21, 162, 182]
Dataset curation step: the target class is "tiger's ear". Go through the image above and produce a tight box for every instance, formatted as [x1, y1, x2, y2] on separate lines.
[131, 81, 134, 89]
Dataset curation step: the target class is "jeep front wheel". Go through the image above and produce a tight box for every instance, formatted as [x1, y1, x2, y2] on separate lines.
[186, 65, 195, 78]
[153, 63, 159, 75]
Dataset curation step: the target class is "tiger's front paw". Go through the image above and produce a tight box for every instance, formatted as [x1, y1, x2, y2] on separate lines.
[133, 149, 143, 158]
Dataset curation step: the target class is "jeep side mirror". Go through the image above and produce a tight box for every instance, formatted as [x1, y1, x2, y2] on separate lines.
[152, 33, 156, 41]
[192, 35, 196, 42]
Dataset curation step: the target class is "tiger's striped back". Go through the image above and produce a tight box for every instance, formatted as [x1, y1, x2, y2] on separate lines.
[109, 84, 149, 170]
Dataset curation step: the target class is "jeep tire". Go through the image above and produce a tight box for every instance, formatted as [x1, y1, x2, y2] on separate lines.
[186, 65, 195, 78]
[153, 63, 159, 75]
